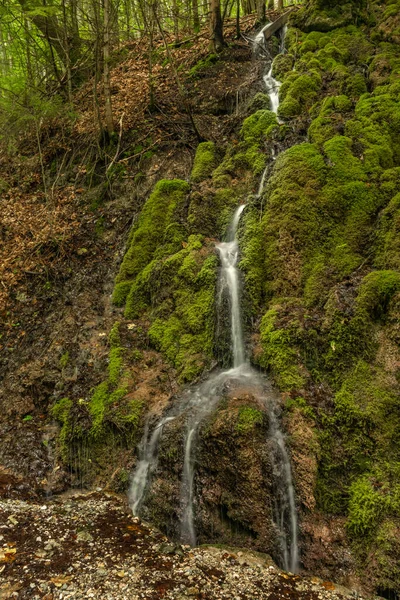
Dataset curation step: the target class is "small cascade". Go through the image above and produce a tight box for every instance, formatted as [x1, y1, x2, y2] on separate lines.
[129, 416, 174, 515]
[269, 407, 299, 573]
[257, 166, 269, 198]
[263, 65, 281, 115]
[217, 205, 246, 367]
[180, 206, 248, 544]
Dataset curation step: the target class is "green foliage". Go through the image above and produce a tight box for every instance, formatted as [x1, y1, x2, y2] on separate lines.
[191, 141, 217, 183]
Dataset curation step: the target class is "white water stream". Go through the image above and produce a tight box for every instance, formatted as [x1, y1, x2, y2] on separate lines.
[129, 22, 299, 574]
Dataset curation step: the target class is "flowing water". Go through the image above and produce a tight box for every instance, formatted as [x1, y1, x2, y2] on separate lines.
[129, 21, 299, 574]
[129, 416, 175, 515]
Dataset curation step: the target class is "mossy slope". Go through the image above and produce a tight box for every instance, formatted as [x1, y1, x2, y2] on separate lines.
[237, 1, 400, 591]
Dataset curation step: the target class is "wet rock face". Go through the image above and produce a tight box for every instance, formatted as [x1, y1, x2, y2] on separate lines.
[142, 415, 186, 540]
[139, 394, 280, 560]
[196, 396, 276, 554]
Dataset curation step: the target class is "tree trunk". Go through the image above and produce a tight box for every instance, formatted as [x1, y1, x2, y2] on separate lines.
[257, 0, 266, 20]
[104, 0, 114, 136]
[192, 0, 200, 31]
[236, 0, 240, 38]
[275, 0, 284, 9]
[210, 0, 224, 53]
[17, 0, 82, 83]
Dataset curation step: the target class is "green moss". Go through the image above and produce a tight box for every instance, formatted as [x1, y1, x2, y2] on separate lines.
[108, 321, 121, 348]
[347, 476, 385, 536]
[239, 207, 265, 310]
[108, 347, 123, 385]
[356, 270, 400, 320]
[324, 136, 366, 181]
[236, 406, 264, 434]
[247, 92, 271, 113]
[285, 396, 316, 420]
[188, 187, 237, 238]
[317, 360, 400, 515]
[278, 96, 302, 118]
[148, 253, 217, 382]
[89, 381, 110, 438]
[112, 179, 190, 306]
[241, 110, 277, 143]
[278, 72, 321, 118]
[375, 193, 400, 269]
[51, 397, 73, 461]
[191, 141, 218, 183]
[258, 307, 306, 391]
[188, 53, 219, 78]
[59, 352, 69, 369]
[272, 54, 295, 80]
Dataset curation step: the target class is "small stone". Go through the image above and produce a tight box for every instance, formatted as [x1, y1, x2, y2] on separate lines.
[187, 587, 200, 596]
[76, 530, 93, 542]
[96, 569, 107, 577]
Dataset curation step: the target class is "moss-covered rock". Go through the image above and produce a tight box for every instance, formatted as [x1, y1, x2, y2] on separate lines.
[191, 141, 218, 183]
[113, 179, 190, 307]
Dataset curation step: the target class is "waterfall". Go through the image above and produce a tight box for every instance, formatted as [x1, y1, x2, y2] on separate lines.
[217, 205, 246, 368]
[180, 207, 250, 545]
[129, 20, 299, 574]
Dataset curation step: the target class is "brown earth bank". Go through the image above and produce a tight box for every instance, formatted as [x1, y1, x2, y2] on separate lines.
[0, 491, 372, 600]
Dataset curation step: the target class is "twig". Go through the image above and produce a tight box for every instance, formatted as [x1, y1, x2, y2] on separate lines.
[106, 112, 125, 175]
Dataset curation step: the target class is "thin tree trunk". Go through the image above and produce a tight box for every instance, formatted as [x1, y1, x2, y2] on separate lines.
[210, 0, 224, 53]
[104, 0, 114, 135]
[192, 0, 200, 31]
[62, 0, 73, 102]
[257, 0, 266, 20]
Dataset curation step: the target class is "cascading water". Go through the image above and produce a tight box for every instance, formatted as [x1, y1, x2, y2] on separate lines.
[217, 205, 246, 367]
[180, 205, 251, 545]
[129, 20, 299, 574]
[129, 416, 175, 515]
